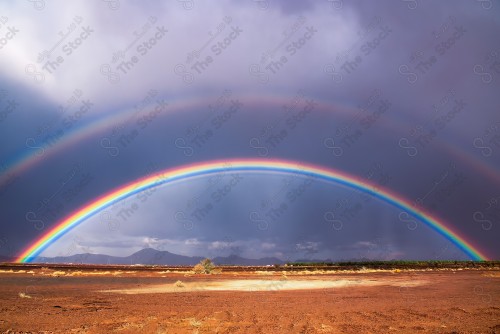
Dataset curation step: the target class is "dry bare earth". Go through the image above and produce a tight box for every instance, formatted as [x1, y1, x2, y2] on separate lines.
[0, 268, 498, 333]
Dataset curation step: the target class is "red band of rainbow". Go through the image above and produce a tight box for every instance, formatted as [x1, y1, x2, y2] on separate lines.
[16, 159, 489, 262]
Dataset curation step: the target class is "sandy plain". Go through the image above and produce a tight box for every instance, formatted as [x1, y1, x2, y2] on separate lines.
[0, 266, 498, 333]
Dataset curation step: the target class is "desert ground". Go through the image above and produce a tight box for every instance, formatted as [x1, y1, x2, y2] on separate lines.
[0, 265, 498, 334]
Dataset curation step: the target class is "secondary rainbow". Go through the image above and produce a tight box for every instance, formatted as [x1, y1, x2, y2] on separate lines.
[2, 95, 499, 189]
[16, 159, 489, 262]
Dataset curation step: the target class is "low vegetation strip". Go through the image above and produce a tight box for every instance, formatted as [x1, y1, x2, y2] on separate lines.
[0, 260, 498, 273]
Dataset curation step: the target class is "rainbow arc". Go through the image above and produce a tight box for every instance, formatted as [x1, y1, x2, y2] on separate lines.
[16, 159, 489, 262]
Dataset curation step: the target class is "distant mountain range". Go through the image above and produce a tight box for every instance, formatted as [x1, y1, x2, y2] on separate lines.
[25, 248, 286, 266]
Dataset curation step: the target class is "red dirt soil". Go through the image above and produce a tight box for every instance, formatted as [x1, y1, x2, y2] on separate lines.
[0, 268, 498, 333]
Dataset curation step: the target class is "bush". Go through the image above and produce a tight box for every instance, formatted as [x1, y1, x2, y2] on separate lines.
[193, 263, 205, 274]
[174, 280, 185, 287]
[193, 258, 216, 274]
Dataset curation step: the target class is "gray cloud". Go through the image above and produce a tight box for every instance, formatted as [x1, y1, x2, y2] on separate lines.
[1, 0, 499, 261]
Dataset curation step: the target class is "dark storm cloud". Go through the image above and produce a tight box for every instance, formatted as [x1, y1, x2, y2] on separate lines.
[0, 0, 498, 261]
[273, 0, 317, 15]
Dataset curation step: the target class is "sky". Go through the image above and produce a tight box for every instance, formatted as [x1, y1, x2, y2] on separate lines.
[0, 0, 499, 262]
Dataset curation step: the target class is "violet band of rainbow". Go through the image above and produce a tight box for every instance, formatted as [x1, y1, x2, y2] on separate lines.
[16, 159, 489, 262]
[2, 97, 499, 190]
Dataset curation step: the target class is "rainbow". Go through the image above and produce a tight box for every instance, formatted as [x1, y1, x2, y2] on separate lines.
[2, 95, 319, 184]
[16, 159, 489, 262]
[2, 95, 499, 188]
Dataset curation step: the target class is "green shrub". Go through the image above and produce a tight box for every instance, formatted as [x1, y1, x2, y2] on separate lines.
[193, 258, 216, 274]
